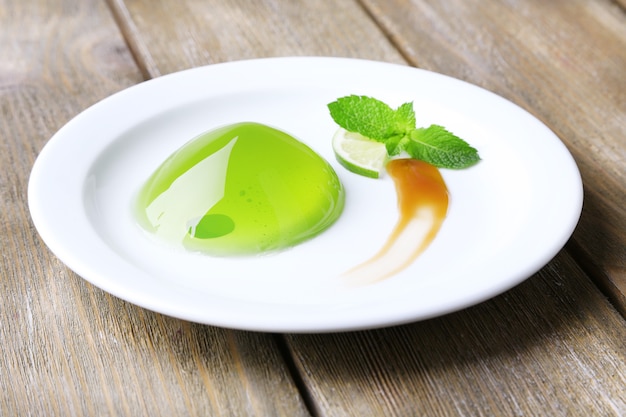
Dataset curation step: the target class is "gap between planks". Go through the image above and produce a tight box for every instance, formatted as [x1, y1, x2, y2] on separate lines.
[105, 0, 161, 80]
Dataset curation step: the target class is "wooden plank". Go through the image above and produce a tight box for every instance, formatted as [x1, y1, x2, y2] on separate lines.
[0, 0, 309, 415]
[7, 0, 622, 416]
[360, 0, 626, 315]
[275, 0, 626, 414]
[108, 0, 626, 415]
[111, 0, 407, 75]
[286, 251, 626, 416]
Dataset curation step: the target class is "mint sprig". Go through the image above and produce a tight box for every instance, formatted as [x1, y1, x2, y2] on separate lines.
[328, 95, 480, 169]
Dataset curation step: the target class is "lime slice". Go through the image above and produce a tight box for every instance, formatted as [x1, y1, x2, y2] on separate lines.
[332, 128, 389, 178]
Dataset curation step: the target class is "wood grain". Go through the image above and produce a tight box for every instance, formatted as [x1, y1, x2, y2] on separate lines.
[0, 0, 308, 415]
[3, 0, 626, 415]
[359, 0, 626, 315]
[110, 0, 407, 74]
[113, 0, 626, 414]
[286, 251, 626, 416]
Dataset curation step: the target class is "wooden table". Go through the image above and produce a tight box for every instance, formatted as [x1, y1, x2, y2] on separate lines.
[2, 0, 625, 415]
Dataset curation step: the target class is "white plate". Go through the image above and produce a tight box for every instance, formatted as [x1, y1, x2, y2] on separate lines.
[28, 57, 583, 332]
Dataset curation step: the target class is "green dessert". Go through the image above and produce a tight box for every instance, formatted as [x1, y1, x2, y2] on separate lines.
[136, 122, 345, 255]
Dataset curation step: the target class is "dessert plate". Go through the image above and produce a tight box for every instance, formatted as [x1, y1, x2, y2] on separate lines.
[28, 57, 583, 332]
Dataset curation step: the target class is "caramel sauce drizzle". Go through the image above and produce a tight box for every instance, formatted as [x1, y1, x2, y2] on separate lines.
[344, 159, 449, 285]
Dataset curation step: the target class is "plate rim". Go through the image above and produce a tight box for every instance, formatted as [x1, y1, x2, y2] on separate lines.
[27, 57, 584, 332]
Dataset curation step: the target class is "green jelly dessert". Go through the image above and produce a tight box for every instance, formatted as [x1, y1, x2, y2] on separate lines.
[135, 122, 345, 255]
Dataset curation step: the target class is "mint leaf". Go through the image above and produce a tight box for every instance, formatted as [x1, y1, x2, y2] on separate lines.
[328, 95, 480, 169]
[394, 102, 416, 133]
[328, 95, 398, 141]
[406, 125, 480, 169]
[384, 134, 406, 156]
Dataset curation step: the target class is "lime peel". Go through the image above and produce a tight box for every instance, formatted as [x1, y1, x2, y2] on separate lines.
[332, 128, 389, 178]
[328, 95, 480, 171]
